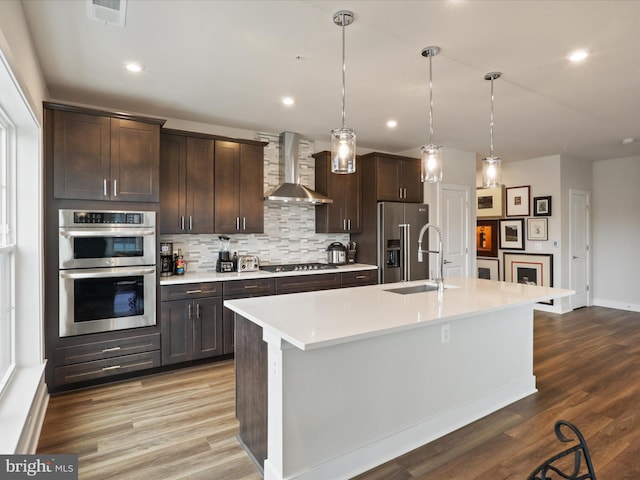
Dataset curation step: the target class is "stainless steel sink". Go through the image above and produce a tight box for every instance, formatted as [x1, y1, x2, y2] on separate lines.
[384, 284, 440, 295]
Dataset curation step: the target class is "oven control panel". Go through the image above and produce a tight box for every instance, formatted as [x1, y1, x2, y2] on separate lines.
[73, 211, 143, 224]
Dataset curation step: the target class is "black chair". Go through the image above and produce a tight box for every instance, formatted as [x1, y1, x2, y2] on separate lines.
[527, 420, 597, 480]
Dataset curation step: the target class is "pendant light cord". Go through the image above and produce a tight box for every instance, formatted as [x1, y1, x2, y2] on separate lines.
[341, 14, 347, 128]
[428, 54, 434, 144]
[489, 76, 495, 157]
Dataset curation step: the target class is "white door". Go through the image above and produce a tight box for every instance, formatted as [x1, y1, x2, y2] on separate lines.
[570, 189, 590, 309]
[438, 184, 470, 278]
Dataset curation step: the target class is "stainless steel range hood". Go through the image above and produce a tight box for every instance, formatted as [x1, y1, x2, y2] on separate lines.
[265, 131, 333, 204]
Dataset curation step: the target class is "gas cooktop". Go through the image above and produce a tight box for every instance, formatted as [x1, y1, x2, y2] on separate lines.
[260, 263, 338, 273]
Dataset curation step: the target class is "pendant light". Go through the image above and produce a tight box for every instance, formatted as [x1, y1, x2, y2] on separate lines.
[482, 72, 502, 188]
[420, 46, 443, 183]
[331, 10, 356, 174]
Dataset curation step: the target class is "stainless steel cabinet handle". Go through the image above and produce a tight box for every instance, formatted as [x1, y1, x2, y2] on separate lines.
[196, 303, 200, 319]
[236, 217, 240, 230]
[188, 304, 192, 320]
[348, 219, 351, 230]
[189, 216, 193, 230]
[103, 179, 108, 196]
[243, 217, 246, 230]
[343, 219, 347, 231]
[186, 289, 202, 294]
[101, 365, 121, 371]
[181, 216, 185, 231]
[101, 346, 121, 353]
[244, 285, 259, 289]
[113, 179, 117, 197]
[355, 275, 366, 279]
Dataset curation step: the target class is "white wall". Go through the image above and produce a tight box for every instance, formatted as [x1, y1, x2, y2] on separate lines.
[592, 155, 640, 310]
[0, 1, 48, 120]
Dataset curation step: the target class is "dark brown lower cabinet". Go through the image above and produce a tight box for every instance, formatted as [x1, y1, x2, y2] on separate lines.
[160, 283, 223, 365]
[53, 333, 161, 387]
[222, 278, 276, 354]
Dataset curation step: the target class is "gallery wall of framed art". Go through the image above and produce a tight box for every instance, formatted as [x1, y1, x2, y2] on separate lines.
[476, 184, 555, 298]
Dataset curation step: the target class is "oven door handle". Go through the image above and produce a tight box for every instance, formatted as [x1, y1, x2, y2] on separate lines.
[59, 266, 156, 279]
[59, 228, 156, 238]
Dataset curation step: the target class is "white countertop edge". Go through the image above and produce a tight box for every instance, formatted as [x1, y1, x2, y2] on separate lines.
[224, 278, 575, 351]
[160, 263, 377, 285]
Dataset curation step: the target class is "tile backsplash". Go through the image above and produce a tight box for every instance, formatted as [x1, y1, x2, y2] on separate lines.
[160, 132, 349, 272]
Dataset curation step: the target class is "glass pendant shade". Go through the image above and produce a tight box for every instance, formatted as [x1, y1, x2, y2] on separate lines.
[421, 144, 443, 182]
[331, 11, 356, 174]
[482, 155, 501, 188]
[331, 127, 356, 174]
[482, 72, 502, 188]
[420, 46, 442, 183]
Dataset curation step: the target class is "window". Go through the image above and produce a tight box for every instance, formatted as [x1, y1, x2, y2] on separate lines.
[0, 112, 15, 395]
[0, 45, 43, 454]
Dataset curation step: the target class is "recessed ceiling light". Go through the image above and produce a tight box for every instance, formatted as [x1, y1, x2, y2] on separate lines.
[386, 120, 398, 128]
[622, 137, 637, 145]
[125, 62, 144, 73]
[282, 97, 295, 106]
[568, 49, 589, 63]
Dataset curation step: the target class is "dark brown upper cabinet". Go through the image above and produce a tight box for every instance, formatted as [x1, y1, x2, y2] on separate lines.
[160, 133, 215, 234]
[313, 151, 362, 233]
[214, 141, 264, 234]
[48, 103, 163, 202]
[360, 152, 423, 203]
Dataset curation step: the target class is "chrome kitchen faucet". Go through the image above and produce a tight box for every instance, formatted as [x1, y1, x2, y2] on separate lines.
[417, 223, 444, 293]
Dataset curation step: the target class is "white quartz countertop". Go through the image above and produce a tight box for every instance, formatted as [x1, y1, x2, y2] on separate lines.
[159, 263, 377, 285]
[224, 277, 574, 350]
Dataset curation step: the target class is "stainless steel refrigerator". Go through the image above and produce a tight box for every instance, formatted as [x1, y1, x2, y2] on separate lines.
[378, 202, 430, 283]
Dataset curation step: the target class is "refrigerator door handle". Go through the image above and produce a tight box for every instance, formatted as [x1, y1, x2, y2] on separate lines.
[400, 223, 410, 281]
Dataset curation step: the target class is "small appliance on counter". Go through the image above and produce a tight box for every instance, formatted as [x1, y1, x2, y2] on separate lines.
[216, 235, 234, 272]
[346, 241, 357, 264]
[327, 242, 347, 265]
[160, 241, 174, 276]
[238, 255, 260, 272]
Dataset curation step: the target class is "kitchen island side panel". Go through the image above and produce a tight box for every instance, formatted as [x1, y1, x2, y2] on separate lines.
[261, 304, 536, 480]
[235, 314, 268, 468]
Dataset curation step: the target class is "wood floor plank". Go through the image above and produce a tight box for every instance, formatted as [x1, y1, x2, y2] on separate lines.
[38, 306, 640, 479]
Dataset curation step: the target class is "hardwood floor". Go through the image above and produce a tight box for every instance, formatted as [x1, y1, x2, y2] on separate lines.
[38, 306, 640, 479]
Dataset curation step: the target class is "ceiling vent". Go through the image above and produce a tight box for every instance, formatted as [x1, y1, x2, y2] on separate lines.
[86, 0, 127, 27]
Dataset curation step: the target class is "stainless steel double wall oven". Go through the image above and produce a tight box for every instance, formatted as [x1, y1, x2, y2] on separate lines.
[58, 209, 157, 337]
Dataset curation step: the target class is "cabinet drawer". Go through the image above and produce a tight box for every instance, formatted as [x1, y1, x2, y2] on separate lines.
[161, 282, 221, 301]
[54, 333, 160, 367]
[341, 270, 378, 287]
[276, 273, 341, 295]
[223, 278, 276, 297]
[54, 351, 161, 386]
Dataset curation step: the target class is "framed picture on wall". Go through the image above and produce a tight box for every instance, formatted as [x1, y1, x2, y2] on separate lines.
[499, 218, 525, 250]
[477, 257, 500, 281]
[527, 218, 548, 241]
[476, 186, 504, 218]
[504, 252, 554, 304]
[506, 185, 531, 217]
[533, 196, 552, 216]
[476, 220, 499, 257]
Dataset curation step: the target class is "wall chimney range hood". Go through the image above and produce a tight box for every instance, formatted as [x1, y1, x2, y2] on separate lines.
[265, 131, 333, 204]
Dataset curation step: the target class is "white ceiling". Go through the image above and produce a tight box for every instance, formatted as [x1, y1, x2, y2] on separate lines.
[21, 0, 640, 163]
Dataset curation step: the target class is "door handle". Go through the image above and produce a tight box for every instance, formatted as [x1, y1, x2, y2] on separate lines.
[572, 256, 579, 259]
[443, 259, 453, 264]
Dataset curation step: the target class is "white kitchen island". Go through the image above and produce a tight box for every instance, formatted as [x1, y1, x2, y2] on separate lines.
[225, 277, 573, 480]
